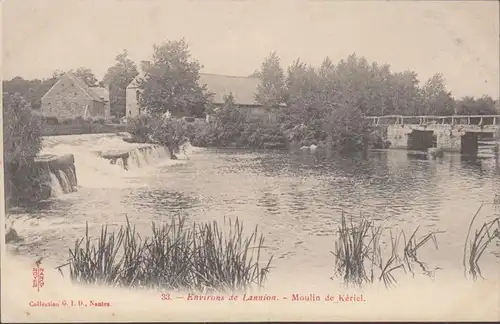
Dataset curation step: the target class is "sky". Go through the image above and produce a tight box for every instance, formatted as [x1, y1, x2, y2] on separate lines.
[2, 0, 499, 99]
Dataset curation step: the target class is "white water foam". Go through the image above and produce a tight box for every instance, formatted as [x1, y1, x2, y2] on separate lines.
[49, 172, 64, 197]
[40, 133, 188, 190]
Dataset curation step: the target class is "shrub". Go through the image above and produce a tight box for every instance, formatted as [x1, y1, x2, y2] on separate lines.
[3, 93, 43, 207]
[60, 215, 273, 293]
[126, 114, 158, 143]
[152, 118, 192, 156]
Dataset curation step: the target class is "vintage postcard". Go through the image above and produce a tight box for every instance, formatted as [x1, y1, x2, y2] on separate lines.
[2, 0, 499, 322]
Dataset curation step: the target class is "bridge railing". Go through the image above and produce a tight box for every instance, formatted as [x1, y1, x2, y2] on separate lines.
[364, 115, 500, 126]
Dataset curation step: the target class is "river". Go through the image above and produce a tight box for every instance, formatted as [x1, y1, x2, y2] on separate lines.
[5, 133, 500, 292]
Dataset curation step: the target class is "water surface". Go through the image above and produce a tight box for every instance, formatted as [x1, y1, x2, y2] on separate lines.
[7, 134, 500, 284]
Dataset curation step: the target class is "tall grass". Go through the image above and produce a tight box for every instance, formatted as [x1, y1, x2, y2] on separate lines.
[58, 215, 273, 293]
[463, 203, 500, 280]
[332, 211, 441, 288]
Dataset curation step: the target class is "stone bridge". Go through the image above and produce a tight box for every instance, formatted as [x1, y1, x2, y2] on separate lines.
[364, 115, 500, 156]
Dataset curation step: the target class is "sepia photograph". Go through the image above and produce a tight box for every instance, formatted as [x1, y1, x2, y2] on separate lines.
[1, 0, 499, 322]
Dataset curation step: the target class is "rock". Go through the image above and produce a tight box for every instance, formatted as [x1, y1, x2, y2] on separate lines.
[5, 227, 22, 244]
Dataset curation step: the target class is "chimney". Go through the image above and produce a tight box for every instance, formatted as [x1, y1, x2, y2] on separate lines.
[140, 60, 151, 73]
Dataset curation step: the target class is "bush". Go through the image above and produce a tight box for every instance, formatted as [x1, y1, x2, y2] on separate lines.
[126, 114, 158, 143]
[3, 93, 43, 207]
[126, 115, 192, 157]
[62, 215, 273, 293]
[323, 105, 374, 153]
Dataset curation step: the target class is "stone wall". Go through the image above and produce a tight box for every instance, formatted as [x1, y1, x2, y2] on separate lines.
[385, 124, 500, 153]
[41, 74, 108, 121]
[41, 75, 94, 120]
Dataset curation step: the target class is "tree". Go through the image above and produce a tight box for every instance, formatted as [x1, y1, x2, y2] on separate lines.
[103, 50, 139, 118]
[137, 39, 212, 117]
[72, 67, 98, 87]
[420, 73, 455, 116]
[455, 95, 497, 115]
[254, 51, 286, 108]
[2, 76, 58, 109]
[3, 93, 43, 206]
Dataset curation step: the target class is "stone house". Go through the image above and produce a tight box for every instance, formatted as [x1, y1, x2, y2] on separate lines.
[125, 61, 281, 121]
[41, 72, 110, 121]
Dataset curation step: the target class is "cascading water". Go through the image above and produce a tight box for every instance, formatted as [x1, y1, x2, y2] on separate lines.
[39, 133, 186, 191]
[117, 145, 172, 170]
[49, 172, 64, 197]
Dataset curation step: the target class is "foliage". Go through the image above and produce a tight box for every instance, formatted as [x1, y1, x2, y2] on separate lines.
[126, 114, 191, 157]
[72, 67, 98, 87]
[3, 93, 44, 207]
[60, 215, 273, 293]
[137, 39, 213, 118]
[455, 96, 498, 115]
[2, 76, 58, 109]
[254, 51, 286, 108]
[420, 73, 455, 116]
[103, 50, 139, 118]
[323, 104, 374, 153]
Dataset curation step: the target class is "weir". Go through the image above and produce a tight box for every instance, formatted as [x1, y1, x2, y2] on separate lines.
[31, 133, 174, 201]
[96, 144, 171, 171]
[34, 153, 78, 199]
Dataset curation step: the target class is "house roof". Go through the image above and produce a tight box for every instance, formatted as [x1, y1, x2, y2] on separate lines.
[65, 73, 105, 102]
[42, 72, 107, 103]
[198, 73, 260, 106]
[127, 70, 263, 106]
[90, 87, 109, 102]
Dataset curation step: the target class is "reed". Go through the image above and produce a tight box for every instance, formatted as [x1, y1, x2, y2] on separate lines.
[332, 211, 441, 288]
[463, 204, 500, 280]
[60, 215, 273, 293]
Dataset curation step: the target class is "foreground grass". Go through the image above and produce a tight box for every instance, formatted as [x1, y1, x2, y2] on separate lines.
[332, 207, 500, 288]
[463, 203, 500, 280]
[331, 211, 442, 288]
[59, 215, 273, 293]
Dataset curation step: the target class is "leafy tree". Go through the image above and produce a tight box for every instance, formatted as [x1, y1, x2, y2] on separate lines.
[254, 51, 286, 108]
[138, 39, 212, 118]
[455, 95, 497, 115]
[103, 50, 139, 118]
[73, 67, 98, 87]
[2, 76, 58, 109]
[3, 93, 44, 206]
[420, 73, 455, 116]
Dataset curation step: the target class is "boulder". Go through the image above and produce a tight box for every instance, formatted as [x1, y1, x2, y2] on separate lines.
[5, 227, 22, 244]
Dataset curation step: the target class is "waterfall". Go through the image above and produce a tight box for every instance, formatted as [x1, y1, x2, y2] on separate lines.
[58, 170, 72, 193]
[50, 172, 64, 197]
[39, 133, 177, 190]
[115, 145, 171, 170]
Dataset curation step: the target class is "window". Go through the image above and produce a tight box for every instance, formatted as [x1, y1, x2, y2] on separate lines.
[129, 110, 131, 116]
[136, 90, 141, 102]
